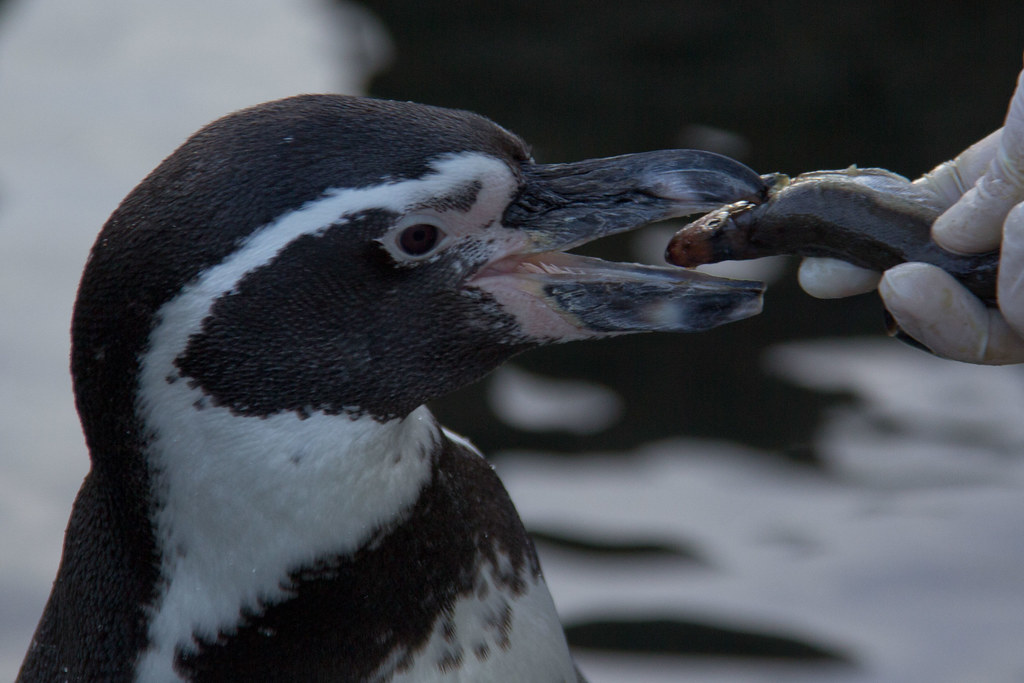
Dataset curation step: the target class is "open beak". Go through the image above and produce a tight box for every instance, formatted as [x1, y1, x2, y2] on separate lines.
[470, 150, 767, 340]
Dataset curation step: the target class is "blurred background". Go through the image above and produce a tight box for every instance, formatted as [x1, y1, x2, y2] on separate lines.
[2, 1, 1024, 681]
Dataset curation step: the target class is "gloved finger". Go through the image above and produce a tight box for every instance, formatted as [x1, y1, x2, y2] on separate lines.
[997, 201, 1024, 338]
[932, 66, 1024, 253]
[880, 261, 1024, 364]
[912, 129, 1003, 208]
[798, 257, 880, 299]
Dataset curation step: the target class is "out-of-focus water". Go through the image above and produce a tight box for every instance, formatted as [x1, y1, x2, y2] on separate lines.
[2, 2, 1024, 681]
[496, 342, 1024, 682]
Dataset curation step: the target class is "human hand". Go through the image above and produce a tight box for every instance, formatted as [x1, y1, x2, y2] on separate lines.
[799, 64, 1024, 364]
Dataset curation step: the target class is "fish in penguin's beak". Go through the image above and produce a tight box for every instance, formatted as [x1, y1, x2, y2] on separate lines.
[469, 149, 768, 340]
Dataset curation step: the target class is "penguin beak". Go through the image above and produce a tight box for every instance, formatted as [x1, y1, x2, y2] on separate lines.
[470, 150, 767, 339]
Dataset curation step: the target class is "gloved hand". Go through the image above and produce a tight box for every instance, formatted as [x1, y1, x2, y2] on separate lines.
[799, 63, 1024, 364]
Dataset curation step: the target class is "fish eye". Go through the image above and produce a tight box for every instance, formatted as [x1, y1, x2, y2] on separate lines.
[397, 223, 444, 256]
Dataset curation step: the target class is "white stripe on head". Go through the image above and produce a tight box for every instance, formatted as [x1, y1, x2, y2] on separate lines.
[175, 151, 518, 305]
[134, 152, 517, 680]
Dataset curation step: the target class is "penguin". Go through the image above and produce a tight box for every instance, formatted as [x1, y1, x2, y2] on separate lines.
[17, 95, 765, 682]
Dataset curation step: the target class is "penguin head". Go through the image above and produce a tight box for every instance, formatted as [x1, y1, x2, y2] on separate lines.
[72, 95, 765, 439]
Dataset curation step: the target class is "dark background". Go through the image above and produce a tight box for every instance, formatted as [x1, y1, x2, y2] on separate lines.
[358, 1, 1024, 461]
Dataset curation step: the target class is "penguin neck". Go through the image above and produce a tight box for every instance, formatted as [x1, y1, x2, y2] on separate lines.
[135, 330, 441, 679]
[139, 393, 440, 561]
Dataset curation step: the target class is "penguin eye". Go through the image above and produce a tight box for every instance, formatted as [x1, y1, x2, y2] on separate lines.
[397, 223, 444, 256]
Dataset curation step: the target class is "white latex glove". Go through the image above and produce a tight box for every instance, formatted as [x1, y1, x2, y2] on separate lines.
[798, 63, 1024, 364]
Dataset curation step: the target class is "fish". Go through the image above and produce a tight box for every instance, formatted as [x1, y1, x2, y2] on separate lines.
[665, 167, 999, 304]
